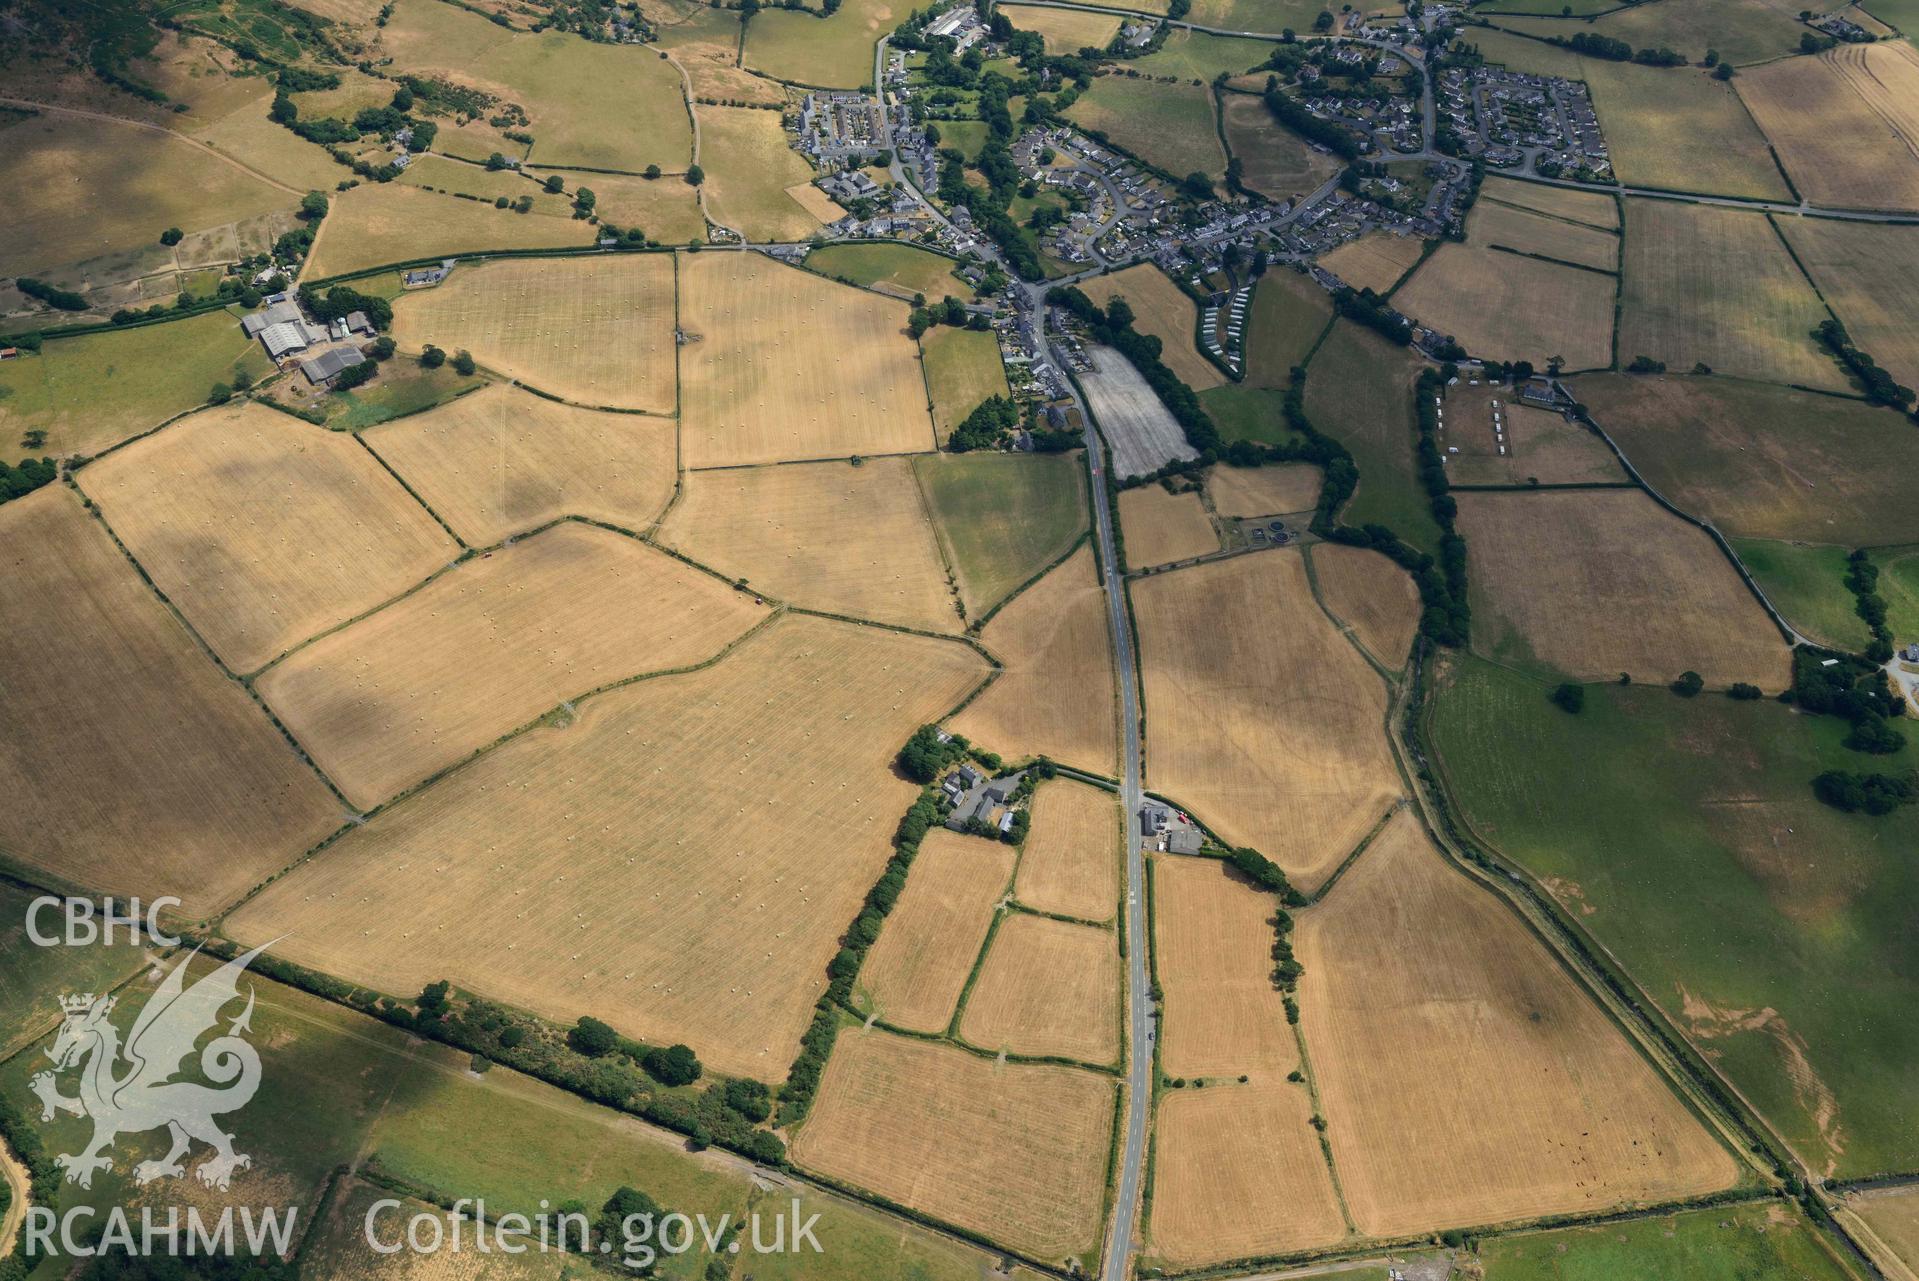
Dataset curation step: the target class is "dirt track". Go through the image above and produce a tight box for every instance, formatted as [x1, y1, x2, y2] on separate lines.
[0, 1137, 28, 1257]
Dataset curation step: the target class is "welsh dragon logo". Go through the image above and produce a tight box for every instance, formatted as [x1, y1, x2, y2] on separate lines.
[30, 944, 269, 1192]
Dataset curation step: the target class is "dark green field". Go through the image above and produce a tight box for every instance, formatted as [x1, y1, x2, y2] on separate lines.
[0, 882, 150, 1060]
[913, 450, 1087, 617]
[1303, 319, 1443, 555]
[1731, 538, 1871, 652]
[1245, 269, 1333, 388]
[1198, 384, 1305, 447]
[1429, 654, 1919, 1180]
[1879, 544, 1919, 641]
[1480, 1201, 1859, 1280]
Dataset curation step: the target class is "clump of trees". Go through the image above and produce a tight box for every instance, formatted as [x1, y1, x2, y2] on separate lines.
[948, 394, 1019, 452]
[898, 723, 970, 782]
[1551, 682, 1585, 714]
[1814, 318, 1914, 410]
[1812, 769, 1916, 815]
[1, 457, 57, 506]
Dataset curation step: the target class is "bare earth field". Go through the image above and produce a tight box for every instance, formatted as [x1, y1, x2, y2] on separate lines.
[1457, 489, 1794, 688]
[1738, 43, 1919, 213]
[656, 458, 959, 633]
[79, 401, 459, 674]
[1001, 2, 1125, 51]
[1206, 463, 1320, 517]
[792, 1029, 1115, 1263]
[1082, 345, 1200, 480]
[391, 255, 678, 413]
[959, 914, 1120, 1064]
[860, 829, 1014, 1033]
[1015, 779, 1120, 922]
[0, 488, 341, 917]
[1775, 217, 1919, 396]
[1079, 266, 1223, 391]
[0, 110, 295, 280]
[952, 546, 1119, 774]
[1221, 93, 1344, 203]
[362, 384, 678, 545]
[1309, 542, 1422, 670]
[1120, 485, 1217, 568]
[258, 523, 768, 808]
[1297, 811, 1739, 1237]
[1617, 200, 1845, 391]
[1134, 553, 1402, 889]
[303, 183, 591, 280]
[1480, 177, 1619, 229]
[227, 614, 989, 1078]
[1393, 241, 1614, 371]
[1148, 1083, 1347, 1268]
[1152, 855, 1299, 1080]
[1467, 199, 1619, 272]
[678, 251, 937, 466]
[1318, 231, 1426, 294]
[1575, 372, 1919, 546]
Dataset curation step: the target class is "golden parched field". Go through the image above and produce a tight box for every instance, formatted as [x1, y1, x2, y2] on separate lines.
[392, 255, 678, 414]
[1079, 266, 1223, 391]
[1119, 485, 1217, 568]
[1466, 198, 1619, 272]
[1317, 230, 1426, 295]
[1458, 489, 1792, 688]
[792, 1029, 1116, 1262]
[1309, 542, 1421, 670]
[1205, 463, 1319, 518]
[950, 546, 1120, 774]
[1296, 810, 1739, 1237]
[677, 251, 938, 467]
[959, 914, 1120, 1064]
[302, 183, 592, 281]
[79, 401, 460, 674]
[1148, 1083, 1347, 1267]
[0, 488, 341, 918]
[1134, 553, 1402, 889]
[1000, 2, 1124, 52]
[694, 106, 835, 243]
[1015, 780, 1120, 923]
[258, 523, 769, 808]
[1737, 43, 1919, 214]
[0, 110, 296, 280]
[1480, 176, 1619, 230]
[1775, 217, 1919, 396]
[362, 385, 678, 545]
[656, 458, 959, 633]
[1616, 200, 1844, 391]
[227, 614, 989, 1079]
[1393, 240, 1614, 372]
[859, 830, 1013, 1033]
[1151, 855, 1298, 1080]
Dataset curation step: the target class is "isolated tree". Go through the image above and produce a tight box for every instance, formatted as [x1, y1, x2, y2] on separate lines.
[644, 164, 662, 179]
[207, 382, 233, 405]
[544, 173, 565, 193]
[300, 191, 329, 220]
[420, 344, 446, 369]
[1670, 670, 1705, 698]
[160, 227, 184, 246]
[452, 348, 476, 376]
[1550, 683, 1585, 714]
[685, 164, 705, 186]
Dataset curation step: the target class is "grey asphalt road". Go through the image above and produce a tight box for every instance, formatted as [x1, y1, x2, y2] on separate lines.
[1024, 289, 1153, 1280]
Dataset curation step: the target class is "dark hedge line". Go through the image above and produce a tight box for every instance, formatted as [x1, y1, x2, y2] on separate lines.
[779, 768, 953, 1124]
